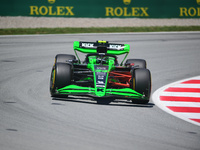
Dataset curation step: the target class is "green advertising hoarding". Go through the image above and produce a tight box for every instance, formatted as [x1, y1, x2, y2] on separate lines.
[0, 0, 200, 18]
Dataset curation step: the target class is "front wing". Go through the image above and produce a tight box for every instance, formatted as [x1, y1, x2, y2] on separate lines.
[56, 85, 147, 100]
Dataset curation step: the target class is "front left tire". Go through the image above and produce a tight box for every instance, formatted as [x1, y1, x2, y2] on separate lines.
[131, 68, 151, 104]
[50, 63, 72, 97]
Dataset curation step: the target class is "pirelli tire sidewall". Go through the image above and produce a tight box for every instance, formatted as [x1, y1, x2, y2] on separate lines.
[50, 63, 72, 97]
[132, 68, 151, 104]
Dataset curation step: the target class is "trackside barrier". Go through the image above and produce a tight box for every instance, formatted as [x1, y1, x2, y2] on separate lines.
[0, 0, 200, 18]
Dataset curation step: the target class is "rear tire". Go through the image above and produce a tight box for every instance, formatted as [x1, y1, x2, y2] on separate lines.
[131, 68, 151, 104]
[125, 59, 146, 68]
[50, 63, 72, 97]
[55, 54, 76, 63]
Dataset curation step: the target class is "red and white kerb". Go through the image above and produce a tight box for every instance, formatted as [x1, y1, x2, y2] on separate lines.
[153, 76, 200, 126]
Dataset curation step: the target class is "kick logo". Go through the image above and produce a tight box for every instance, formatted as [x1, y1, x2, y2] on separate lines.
[123, 0, 131, 5]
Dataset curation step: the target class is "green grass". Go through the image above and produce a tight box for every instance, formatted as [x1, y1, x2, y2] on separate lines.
[0, 26, 200, 35]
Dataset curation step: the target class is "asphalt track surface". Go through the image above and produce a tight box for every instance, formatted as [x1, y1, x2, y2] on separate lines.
[0, 32, 200, 150]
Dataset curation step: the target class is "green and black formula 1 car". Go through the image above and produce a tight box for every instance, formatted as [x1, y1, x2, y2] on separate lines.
[50, 41, 151, 104]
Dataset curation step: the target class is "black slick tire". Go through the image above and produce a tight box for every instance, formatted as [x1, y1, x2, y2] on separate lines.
[125, 59, 146, 68]
[50, 63, 72, 97]
[55, 54, 76, 63]
[132, 68, 151, 104]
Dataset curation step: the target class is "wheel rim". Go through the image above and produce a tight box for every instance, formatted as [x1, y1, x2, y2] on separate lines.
[50, 69, 56, 91]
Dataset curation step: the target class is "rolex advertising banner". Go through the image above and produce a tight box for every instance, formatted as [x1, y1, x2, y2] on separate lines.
[0, 0, 200, 18]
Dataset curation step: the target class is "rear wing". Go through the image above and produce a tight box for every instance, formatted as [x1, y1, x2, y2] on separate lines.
[73, 41, 130, 55]
[73, 41, 130, 65]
